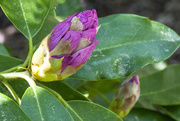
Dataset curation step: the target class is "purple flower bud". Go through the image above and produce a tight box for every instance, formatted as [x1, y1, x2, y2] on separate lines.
[109, 76, 140, 118]
[31, 9, 99, 82]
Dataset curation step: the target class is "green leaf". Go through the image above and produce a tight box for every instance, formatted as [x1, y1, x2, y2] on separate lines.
[140, 65, 180, 105]
[123, 108, 173, 121]
[20, 86, 73, 121]
[0, 0, 53, 39]
[33, 15, 59, 46]
[162, 105, 180, 120]
[39, 81, 89, 101]
[68, 100, 123, 121]
[8, 79, 29, 98]
[0, 54, 23, 72]
[56, 0, 83, 16]
[135, 99, 156, 111]
[0, 44, 10, 56]
[71, 14, 180, 81]
[56, 0, 66, 4]
[65, 78, 86, 89]
[133, 62, 167, 78]
[0, 82, 12, 99]
[82, 79, 121, 108]
[0, 79, 29, 100]
[0, 93, 31, 121]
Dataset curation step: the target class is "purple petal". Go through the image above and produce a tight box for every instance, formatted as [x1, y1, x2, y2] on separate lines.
[122, 76, 139, 87]
[70, 40, 99, 66]
[82, 28, 96, 43]
[62, 31, 82, 52]
[49, 21, 71, 51]
[129, 76, 139, 85]
[92, 9, 98, 28]
[76, 9, 98, 30]
[65, 12, 79, 22]
[51, 54, 72, 72]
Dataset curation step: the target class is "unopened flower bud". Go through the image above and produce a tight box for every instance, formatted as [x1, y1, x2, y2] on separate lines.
[109, 76, 140, 118]
[31, 9, 99, 82]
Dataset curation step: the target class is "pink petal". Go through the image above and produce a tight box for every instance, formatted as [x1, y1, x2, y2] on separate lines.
[49, 21, 71, 51]
[62, 31, 83, 52]
[70, 40, 99, 66]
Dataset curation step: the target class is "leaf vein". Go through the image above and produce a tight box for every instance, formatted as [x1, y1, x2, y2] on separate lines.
[141, 83, 180, 97]
[33, 89, 44, 121]
[94, 39, 179, 52]
[19, 0, 31, 38]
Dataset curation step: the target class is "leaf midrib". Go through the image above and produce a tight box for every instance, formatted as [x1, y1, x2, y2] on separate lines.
[33, 88, 44, 121]
[94, 39, 179, 52]
[18, 0, 31, 39]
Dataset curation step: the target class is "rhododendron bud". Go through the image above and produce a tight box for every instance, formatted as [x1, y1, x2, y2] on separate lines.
[31, 9, 99, 82]
[109, 76, 140, 118]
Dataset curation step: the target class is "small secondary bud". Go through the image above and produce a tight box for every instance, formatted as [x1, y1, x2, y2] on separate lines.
[109, 76, 140, 118]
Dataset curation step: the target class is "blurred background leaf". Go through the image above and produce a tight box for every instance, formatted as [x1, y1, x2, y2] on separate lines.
[0, 54, 23, 72]
[33, 15, 59, 46]
[0, 43, 23, 72]
[140, 65, 180, 105]
[0, 43, 9, 56]
[123, 108, 173, 121]
[161, 105, 180, 121]
[56, 0, 83, 16]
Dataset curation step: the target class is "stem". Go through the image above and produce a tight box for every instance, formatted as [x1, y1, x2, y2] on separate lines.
[1, 71, 36, 88]
[24, 37, 33, 68]
[2, 80, 21, 105]
[0, 64, 24, 73]
[37, 82, 83, 121]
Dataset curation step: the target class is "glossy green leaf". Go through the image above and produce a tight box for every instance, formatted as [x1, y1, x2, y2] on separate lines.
[0, 93, 31, 121]
[0, 44, 10, 56]
[0, 0, 53, 39]
[39, 81, 89, 101]
[8, 79, 29, 98]
[20, 86, 73, 121]
[68, 100, 123, 121]
[0, 54, 23, 72]
[123, 108, 173, 121]
[0, 79, 29, 100]
[56, 0, 83, 16]
[140, 65, 180, 105]
[0, 82, 12, 99]
[71, 14, 180, 81]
